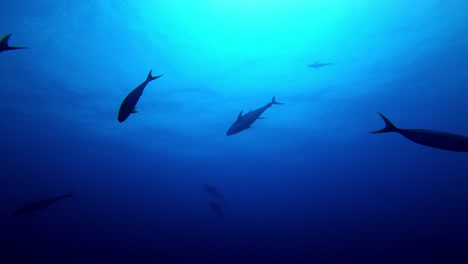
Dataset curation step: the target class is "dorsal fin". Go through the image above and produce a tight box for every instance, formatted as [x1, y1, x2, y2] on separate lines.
[0, 34, 12, 47]
[0, 34, 26, 51]
[237, 111, 243, 121]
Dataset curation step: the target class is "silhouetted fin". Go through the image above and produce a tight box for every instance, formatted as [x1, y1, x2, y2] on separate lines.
[146, 69, 163, 82]
[237, 111, 243, 121]
[257, 117, 265, 119]
[371, 113, 399, 133]
[131, 108, 138, 114]
[0, 34, 27, 52]
[271, 96, 283, 105]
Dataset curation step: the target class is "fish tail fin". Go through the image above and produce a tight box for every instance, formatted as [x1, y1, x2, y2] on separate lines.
[271, 96, 283, 105]
[0, 34, 27, 50]
[146, 69, 163, 82]
[370, 113, 398, 133]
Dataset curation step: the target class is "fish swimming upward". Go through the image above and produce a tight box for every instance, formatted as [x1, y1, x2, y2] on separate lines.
[227, 96, 283, 136]
[118, 70, 163, 123]
[0, 34, 26, 53]
[371, 112, 468, 152]
[12, 192, 74, 216]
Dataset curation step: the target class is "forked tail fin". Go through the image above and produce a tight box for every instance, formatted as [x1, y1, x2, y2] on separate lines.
[371, 113, 398, 133]
[271, 96, 283, 105]
[146, 69, 163, 82]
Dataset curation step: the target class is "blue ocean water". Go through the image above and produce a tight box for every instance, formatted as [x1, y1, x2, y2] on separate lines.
[1, 0, 468, 263]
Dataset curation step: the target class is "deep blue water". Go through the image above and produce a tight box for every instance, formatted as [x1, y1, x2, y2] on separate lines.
[1, 1, 468, 263]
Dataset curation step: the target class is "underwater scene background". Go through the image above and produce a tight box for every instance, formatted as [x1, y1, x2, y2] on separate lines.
[1, 0, 468, 263]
